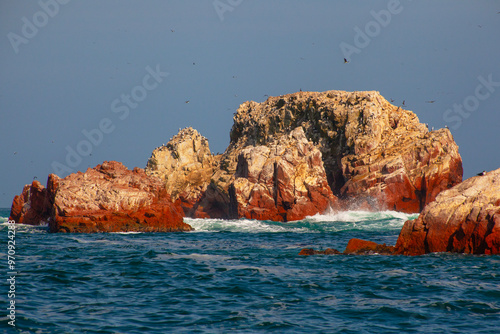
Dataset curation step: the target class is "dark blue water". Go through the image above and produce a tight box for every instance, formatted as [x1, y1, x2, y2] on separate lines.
[1, 208, 499, 333]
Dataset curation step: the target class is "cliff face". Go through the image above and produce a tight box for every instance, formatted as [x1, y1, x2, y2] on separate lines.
[228, 127, 336, 221]
[395, 168, 500, 255]
[206, 90, 463, 214]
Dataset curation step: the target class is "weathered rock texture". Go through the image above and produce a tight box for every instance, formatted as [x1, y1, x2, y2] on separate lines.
[229, 127, 337, 221]
[144, 90, 462, 220]
[395, 168, 500, 255]
[145, 127, 218, 217]
[9, 180, 52, 225]
[10, 161, 192, 233]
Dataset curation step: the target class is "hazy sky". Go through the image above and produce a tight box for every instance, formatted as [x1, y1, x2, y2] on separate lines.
[1, 0, 499, 207]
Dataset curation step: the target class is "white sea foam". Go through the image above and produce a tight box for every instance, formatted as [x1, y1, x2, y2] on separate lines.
[305, 209, 418, 223]
[184, 218, 309, 233]
[113, 231, 144, 234]
[184, 209, 416, 233]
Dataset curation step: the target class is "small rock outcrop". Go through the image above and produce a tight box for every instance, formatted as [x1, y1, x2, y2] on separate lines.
[9, 180, 52, 225]
[298, 248, 341, 256]
[229, 127, 337, 221]
[395, 168, 500, 255]
[343, 238, 395, 255]
[145, 127, 217, 217]
[10, 161, 192, 233]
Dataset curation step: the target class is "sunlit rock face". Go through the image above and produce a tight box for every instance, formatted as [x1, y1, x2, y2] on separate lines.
[10, 161, 192, 233]
[223, 90, 462, 214]
[396, 168, 500, 255]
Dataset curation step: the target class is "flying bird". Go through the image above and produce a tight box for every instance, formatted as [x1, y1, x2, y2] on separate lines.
[402, 100, 406, 106]
[185, 100, 190, 103]
[425, 100, 435, 103]
[344, 58, 349, 64]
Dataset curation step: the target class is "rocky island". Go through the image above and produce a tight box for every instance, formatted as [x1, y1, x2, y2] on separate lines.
[10, 90, 499, 255]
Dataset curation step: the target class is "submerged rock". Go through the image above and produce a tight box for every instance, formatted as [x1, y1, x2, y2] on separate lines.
[299, 248, 341, 256]
[343, 238, 395, 255]
[395, 168, 500, 255]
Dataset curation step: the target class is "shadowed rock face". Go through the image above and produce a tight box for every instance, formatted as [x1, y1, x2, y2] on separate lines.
[10, 161, 192, 233]
[395, 168, 500, 255]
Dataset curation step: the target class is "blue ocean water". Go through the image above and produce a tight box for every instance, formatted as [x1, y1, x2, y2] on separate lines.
[1, 208, 499, 333]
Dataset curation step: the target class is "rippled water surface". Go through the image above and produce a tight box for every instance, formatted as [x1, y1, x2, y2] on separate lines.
[1, 209, 499, 333]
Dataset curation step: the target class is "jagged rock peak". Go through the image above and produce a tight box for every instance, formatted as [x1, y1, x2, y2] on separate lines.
[145, 127, 216, 213]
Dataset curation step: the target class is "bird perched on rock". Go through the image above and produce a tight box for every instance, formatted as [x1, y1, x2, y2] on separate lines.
[477, 171, 486, 176]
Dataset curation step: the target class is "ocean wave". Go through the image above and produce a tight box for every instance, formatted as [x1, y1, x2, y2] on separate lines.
[0, 221, 48, 233]
[305, 209, 418, 223]
[184, 218, 310, 233]
[185, 210, 417, 233]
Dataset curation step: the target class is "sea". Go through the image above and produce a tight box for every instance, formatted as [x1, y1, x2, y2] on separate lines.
[1, 207, 499, 333]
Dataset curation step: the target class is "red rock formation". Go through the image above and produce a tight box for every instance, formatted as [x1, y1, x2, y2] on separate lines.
[299, 248, 341, 255]
[9, 180, 52, 225]
[395, 168, 500, 255]
[226, 90, 462, 214]
[228, 127, 337, 222]
[50, 161, 192, 233]
[10, 161, 192, 233]
[343, 238, 395, 255]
